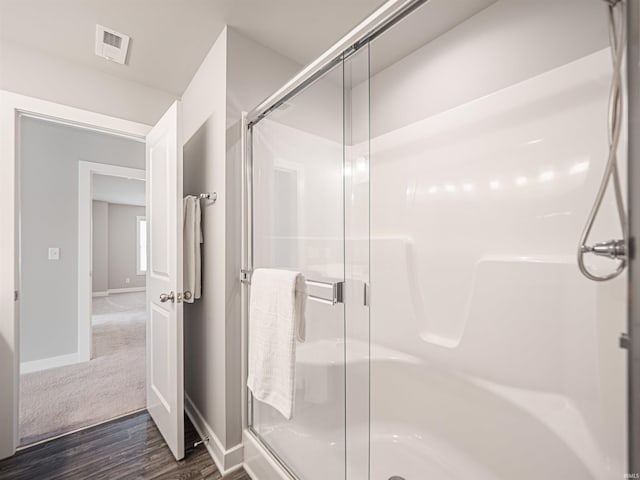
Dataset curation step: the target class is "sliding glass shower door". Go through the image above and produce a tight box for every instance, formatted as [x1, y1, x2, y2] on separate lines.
[248, 43, 371, 479]
[247, 2, 627, 478]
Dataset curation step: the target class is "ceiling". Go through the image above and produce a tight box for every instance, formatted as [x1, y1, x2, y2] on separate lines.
[93, 174, 145, 206]
[0, 0, 390, 97]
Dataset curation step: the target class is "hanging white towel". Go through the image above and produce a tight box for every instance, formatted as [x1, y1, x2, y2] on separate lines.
[183, 195, 203, 303]
[247, 268, 307, 420]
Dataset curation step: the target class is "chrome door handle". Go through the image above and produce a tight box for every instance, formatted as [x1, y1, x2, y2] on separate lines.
[160, 291, 175, 303]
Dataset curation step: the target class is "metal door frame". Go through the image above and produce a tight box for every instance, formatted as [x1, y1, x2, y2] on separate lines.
[626, 0, 639, 473]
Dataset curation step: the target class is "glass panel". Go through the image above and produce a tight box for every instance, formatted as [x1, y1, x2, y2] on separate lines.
[368, 1, 626, 479]
[343, 45, 371, 480]
[251, 64, 346, 480]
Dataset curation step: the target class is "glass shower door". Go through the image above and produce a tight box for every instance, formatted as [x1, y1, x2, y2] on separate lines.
[250, 63, 347, 480]
[249, 46, 372, 480]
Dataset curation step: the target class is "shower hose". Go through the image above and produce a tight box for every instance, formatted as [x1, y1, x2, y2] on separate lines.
[577, 0, 627, 281]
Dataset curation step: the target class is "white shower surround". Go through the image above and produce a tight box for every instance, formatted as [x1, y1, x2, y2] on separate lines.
[367, 47, 626, 477]
[245, 46, 626, 479]
[243, 0, 628, 474]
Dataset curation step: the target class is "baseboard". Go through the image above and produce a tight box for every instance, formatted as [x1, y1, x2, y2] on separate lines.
[184, 394, 244, 476]
[107, 287, 146, 294]
[92, 288, 145, 297]
[20, 353, 79, 374]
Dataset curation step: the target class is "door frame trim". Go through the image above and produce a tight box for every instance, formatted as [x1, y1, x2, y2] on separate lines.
[77, 161, 145, 363]
[0, 89, 150, 459]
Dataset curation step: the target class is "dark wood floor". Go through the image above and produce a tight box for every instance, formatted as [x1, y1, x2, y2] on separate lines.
[0, 411, 252, 480]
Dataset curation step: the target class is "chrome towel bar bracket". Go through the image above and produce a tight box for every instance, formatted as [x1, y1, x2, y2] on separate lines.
[198, 192, 217, 202]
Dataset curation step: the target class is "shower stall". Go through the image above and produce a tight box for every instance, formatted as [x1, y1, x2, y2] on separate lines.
[241, 0, 637, 478]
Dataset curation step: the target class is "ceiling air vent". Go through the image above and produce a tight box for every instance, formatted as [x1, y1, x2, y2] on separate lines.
[95, 24, 130, 65]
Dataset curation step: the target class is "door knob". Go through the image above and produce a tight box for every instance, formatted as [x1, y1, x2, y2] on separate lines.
[160, 291, 175, 303]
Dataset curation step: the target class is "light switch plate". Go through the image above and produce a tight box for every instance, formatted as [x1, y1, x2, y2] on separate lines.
[48, 247, 60, 260]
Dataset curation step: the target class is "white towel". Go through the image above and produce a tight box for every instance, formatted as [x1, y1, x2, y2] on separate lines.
[247, 268, 307, 420]
[183, 196, 203, 303]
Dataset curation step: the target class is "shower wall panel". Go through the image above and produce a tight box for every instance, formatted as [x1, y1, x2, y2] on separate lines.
[367, 0, 626, 478]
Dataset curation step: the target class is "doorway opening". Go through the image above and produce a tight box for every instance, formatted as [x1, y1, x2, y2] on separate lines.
[17, 115, 148, 446]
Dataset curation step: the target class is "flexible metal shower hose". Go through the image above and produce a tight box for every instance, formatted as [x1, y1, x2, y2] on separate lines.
[577, 0, 628, 281]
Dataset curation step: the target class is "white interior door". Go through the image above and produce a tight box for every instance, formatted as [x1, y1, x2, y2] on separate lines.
[146, 100, 184, 460]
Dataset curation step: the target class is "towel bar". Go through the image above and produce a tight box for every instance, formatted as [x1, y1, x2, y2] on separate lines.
[240, 269, 344, 305]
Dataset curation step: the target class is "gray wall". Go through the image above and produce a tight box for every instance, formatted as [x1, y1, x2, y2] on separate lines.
[182, 26, 300, 450]
[182, 27, 229, 445]
[108, 203, 146, 290]
[20, 117, 144, 363]
[92, 201, 109, 293]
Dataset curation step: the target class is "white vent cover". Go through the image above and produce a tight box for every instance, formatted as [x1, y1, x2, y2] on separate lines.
[95, 24, 130, 64]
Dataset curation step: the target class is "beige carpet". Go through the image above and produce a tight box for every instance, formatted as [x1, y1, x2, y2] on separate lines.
[19, 292, 146, 446]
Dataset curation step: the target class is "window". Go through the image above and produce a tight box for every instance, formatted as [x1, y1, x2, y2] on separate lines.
[136, 216, 147, 275]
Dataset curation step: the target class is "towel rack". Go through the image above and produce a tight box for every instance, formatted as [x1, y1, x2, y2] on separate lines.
[240, 269, 344, 305]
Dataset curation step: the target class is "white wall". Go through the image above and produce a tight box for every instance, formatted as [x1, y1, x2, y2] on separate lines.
[364, 0, 609, 137]
[181, 25, 300, 463]
[108, 204, 146, 290]
[0, 40, 176, 125]
[20, 117, 144, 363]
[92, 201, 109, 293]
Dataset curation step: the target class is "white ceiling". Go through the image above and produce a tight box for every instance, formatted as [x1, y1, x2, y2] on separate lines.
[0, 0, 390, 96]
[93, 174, 145, 206]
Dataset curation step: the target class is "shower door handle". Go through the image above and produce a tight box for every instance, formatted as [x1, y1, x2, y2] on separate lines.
[364, 282, 370, 307]
[305, 279, 344, 305]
